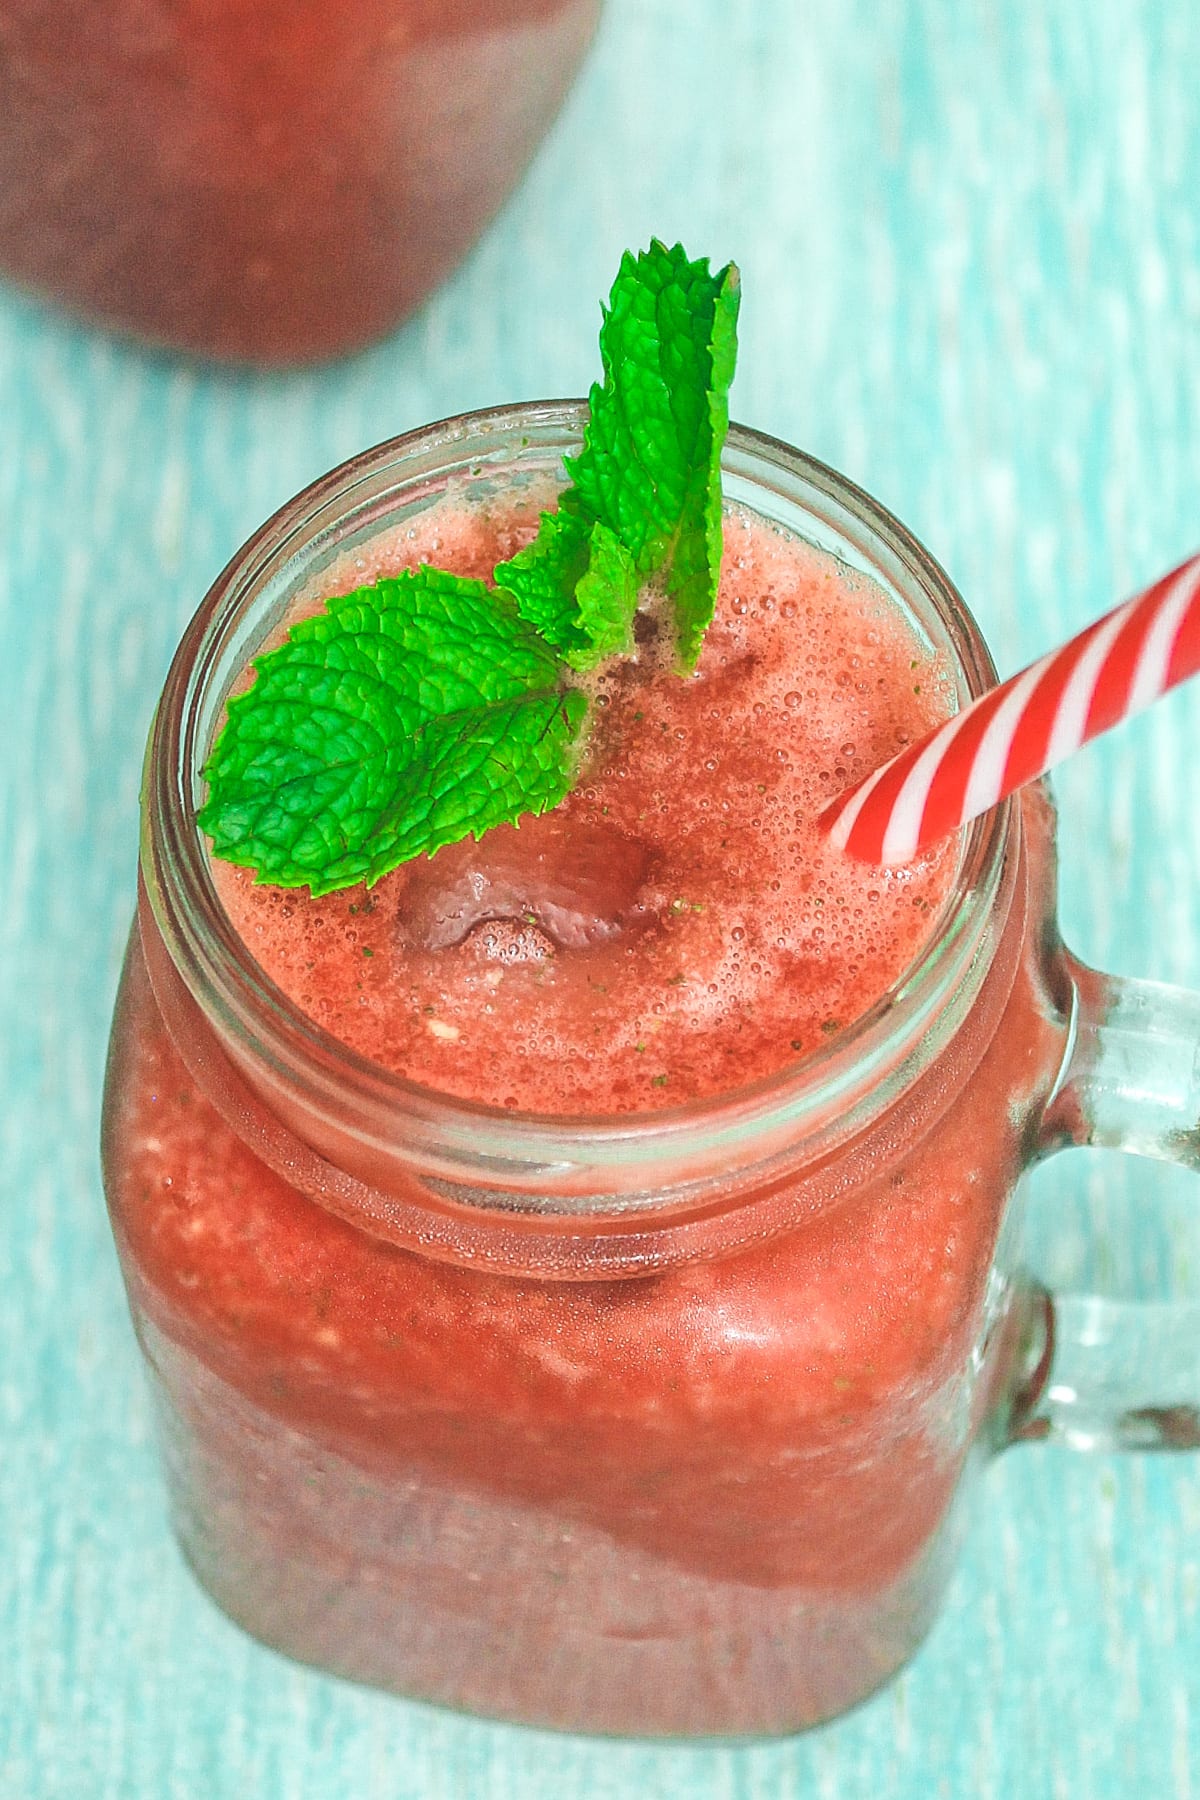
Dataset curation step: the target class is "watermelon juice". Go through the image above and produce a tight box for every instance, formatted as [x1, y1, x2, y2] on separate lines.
[102, 405, 1069, 1734]
[0, 0, 600, 363]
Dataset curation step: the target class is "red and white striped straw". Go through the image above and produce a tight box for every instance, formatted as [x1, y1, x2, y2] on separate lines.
[822, 551, 1200, 865]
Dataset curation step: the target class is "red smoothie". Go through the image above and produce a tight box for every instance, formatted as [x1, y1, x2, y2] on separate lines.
[102, 427, 1070, 1734]
[213, 488, 960, 1109]
[0, 0, 599, 363]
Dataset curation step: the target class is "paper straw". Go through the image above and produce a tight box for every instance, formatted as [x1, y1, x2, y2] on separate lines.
[821, 551, 1200, 864]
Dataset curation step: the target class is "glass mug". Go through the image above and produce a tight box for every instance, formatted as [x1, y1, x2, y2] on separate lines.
[0, 1, 600, 364]
[101, 404, 1200, 1737]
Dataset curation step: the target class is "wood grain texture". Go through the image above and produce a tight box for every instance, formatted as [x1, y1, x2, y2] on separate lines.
[1, 0, 1197, 1794]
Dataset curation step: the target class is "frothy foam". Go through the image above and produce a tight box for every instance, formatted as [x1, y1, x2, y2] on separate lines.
[213, 487, 959, 1113]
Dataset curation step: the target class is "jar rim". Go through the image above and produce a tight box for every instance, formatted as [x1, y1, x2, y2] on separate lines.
[142, 400, 1014, 1196]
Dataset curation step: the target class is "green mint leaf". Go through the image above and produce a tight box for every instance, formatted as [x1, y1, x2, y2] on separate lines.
[493, 503, 590, 658]
[568, 520, 639, 670]
[198, 566, 587, 896]
[493, 241, 739, 675]
[495, 506, 637, 672]
[565, 240, 740, 669]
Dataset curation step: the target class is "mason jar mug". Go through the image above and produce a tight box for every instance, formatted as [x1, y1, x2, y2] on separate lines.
[101, 405, 1200, 1736]
[0, 2, 601, 363]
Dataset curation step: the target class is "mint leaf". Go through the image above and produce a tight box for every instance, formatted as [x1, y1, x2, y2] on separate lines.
[495, 506, 637, 672]
[565, 240, 740, 669]
[198, 566, 587, 895]
[495, 241, 739, 674]
[494, 503, 590, 658]
[570, 520, 639, 670]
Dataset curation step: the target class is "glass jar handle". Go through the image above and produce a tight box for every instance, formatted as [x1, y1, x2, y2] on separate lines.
[1010, 955, 1200, 1451]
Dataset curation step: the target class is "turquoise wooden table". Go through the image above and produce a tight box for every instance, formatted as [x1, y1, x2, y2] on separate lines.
[3, 2, 1198, 1794]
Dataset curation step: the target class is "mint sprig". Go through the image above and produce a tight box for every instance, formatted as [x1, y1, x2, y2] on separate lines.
[200, 241, 740, 894]
[198, 568, 586, 896]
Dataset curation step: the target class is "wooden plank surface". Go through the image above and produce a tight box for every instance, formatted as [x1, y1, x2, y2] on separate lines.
[1, 1, 1197, 1794]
